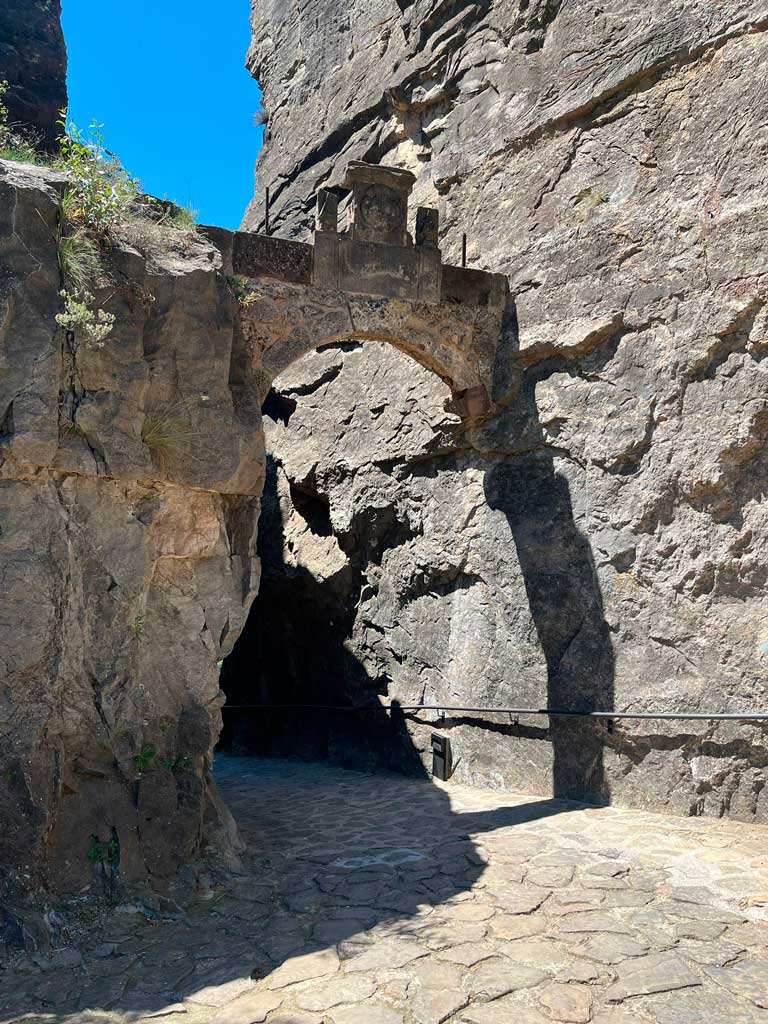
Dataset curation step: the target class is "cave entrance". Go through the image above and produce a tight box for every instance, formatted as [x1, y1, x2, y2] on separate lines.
[218, 338, 456, 775]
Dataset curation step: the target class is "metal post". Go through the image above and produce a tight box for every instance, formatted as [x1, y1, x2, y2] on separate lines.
[265, 186, 271, 236]
[461, 233, 467, 268]
[431, 733, 452, 780]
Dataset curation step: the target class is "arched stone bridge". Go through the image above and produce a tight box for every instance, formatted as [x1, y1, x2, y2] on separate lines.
[206, 162, 511, 421]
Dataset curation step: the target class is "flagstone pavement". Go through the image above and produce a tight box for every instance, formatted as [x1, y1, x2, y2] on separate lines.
[2, 756, 767, 1024]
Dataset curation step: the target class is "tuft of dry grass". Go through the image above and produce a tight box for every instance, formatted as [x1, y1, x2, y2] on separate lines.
[118, 204, 198, 267]
[141, 409, 201, 470]
[57, 225, 102, 293]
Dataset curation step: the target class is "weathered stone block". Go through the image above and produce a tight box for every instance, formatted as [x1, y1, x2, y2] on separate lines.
[232, 232, 313, 285]
[343, 161, 415, 247]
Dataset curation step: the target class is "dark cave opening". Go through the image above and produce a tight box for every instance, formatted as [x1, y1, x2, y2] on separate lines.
[217, 390, 425, 776]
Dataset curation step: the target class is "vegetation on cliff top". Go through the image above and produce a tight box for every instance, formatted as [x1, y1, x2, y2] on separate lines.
[1, 83, 200, 348]
[1, 86, 209, 468]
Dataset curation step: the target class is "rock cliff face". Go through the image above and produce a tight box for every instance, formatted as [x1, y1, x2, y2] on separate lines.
[0, 1, 67, 149]
[237, 0, 768, 818]
[0, 160, 263, 897]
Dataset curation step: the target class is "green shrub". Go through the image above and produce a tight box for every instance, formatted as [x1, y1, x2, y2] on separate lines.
[57, 115, 141, 234]
[135, 194, 198, 229]
[87, 837, 119, 867]
[166, 202, 198, 230]
[226, 275, 248, 301]
[226, 275, 257, 306]
[0, 101, 201, 349]
[58, 187, 81, 227]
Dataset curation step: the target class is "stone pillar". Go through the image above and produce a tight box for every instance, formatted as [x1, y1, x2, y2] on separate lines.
[312, 161, 443, 303]
[343, 161, 416, 247]
[316, 189, 339, 233]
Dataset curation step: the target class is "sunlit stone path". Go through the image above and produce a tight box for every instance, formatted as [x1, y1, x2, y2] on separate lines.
[3, 756, 767, 1024]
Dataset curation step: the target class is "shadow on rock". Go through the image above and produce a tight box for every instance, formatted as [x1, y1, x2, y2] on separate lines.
[483, 356, 615, 804]
[219, 452, 428, 777]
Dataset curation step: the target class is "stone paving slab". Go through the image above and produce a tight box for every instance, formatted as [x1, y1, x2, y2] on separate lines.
[1, 756, 767, 1024]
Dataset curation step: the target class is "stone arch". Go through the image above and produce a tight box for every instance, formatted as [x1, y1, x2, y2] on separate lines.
[211, 160, 512, 422]
[238, 278, 506, 422]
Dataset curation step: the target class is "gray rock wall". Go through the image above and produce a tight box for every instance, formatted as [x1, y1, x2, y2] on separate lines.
[0, 160, 263, 895]
[0, 0, 67, 150]
[238, 0, 768, 818]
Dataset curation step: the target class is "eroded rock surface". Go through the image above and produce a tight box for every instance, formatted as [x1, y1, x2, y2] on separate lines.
[237, 0, 768, 818]
[0, 160, 264, 897]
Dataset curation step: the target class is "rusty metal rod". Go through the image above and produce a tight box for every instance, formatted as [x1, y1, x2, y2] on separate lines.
[220, 704, 768, 721]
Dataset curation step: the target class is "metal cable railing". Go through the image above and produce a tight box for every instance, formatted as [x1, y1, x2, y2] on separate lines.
[221, 703, 768, 722]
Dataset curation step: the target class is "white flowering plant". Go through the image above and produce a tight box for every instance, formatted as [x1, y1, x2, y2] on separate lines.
[55, 290, 115, 348]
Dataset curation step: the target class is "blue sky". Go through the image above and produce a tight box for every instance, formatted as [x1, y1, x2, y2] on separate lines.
[61, 0, 263, 229]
